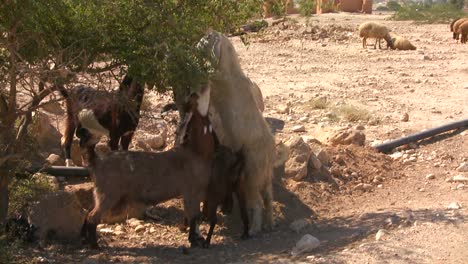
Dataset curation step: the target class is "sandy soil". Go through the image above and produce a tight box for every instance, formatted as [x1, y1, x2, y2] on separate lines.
[10, 12, 468, 264]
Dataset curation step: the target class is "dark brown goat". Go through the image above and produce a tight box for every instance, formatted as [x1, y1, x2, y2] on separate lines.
[80, 87, 248, 249]
[59, 75, 144, 166]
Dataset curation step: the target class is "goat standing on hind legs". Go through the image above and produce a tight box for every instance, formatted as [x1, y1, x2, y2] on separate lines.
[197, 31, 275, 236]
[59, 75, 144, 167]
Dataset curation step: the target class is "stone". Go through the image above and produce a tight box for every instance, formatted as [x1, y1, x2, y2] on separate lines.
[447, 202, 461, 210]
[425, 174, 435, 180]
[456, 162, 468, 172]
[95, 142, 111, 156]
[389, 152, 403, 160]
[65, 183, 146, 224]
[127, 218, 143, 227]
[289, 218, 309, 233]
[292, 125, 306, 132]
[285, 136, 312, 181]
[277, 104, 290, 114]
[98, 228, 114, 235]
[329, 129, 365, 146]
[316, 149, 330, 166]
[31, 112, 62, 151]
[456, 184, 465, 190]
[299, 116, 309, 122]
[41, 101, 65, 115]
[134, 225, 146, 233]
[309, 153, 322, 170]
[274, 141, 290, 167]
[452, 175, 468, 182]
[291, 234, 320, 256]
[45, 154, 65, 166]
[354, 183, 372, 191]
[375, 229, 388, 241]
[147, 134, 165, 149]
[28, 191, 87, 241]
[400, 113, 409, 122]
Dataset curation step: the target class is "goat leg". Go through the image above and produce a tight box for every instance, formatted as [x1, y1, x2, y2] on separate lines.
[188, 217, 205, 248]
[204, 200, 218, 248]
[81, 218, 99, 249]
[236, 183, 250, 240]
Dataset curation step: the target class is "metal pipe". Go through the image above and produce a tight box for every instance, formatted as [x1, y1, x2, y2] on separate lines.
[27, 165, 90, 177]
[374, 118, 468, 153]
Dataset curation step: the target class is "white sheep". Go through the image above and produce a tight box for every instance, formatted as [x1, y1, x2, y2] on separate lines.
[358, 22, 394, 50]
[390, 33, 416, 50]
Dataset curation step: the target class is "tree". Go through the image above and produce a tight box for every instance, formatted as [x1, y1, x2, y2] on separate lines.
[0, 0, 262, 222]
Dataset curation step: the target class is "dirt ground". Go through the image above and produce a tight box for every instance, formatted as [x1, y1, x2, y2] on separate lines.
[11, 12, 468, 263]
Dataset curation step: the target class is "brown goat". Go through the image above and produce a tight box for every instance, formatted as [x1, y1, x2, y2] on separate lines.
[80, 87, 247, 248]
[59, 75, 144, 166]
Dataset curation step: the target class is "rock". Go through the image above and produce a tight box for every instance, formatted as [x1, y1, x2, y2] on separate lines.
[375, 229, 388, 241]
[456, 162, 468, 172]
[28, 191, 87, 241]
[285, 136, 311, 181]
[354, 183, 372, 191]
[31, 112, 61, 151]
[291, 234, 320, 256]
[425, 174, 436, 180]
[274, 141, 290, 167]
[309, 153, 322, 170]
[289, 218, 309, 233]
[95, 142, 111, 156]
[447, 202, 461, 210]
[329, 129, 365, 146]
[45, 154, 65, 166]
[65, 182, 95, 210]
[134, 225, 146, 233]
[316, 149, 330, 166]
[147, 134, 165, 149]
[299, 116, 309, 122]
[149, 227, 157, 234]
[452, 175, 468, 182]
[456, 184, 465, 190]
[98, 228, 114, 235]
[421, 55, 431, 61]
[400, 113, 409, 122]
[292, 125, 306, 132]
[389, 152, 403, 160]
[41, 101, 65, 115]
[65, 183, 146, 224]
[127, 218, 143, 227]
[277, 104, 290, 114]
[135, 138, 151, 151]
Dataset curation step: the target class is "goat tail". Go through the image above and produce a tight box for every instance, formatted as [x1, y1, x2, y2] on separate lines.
[274, 141, 289, 168]
[78, 109, 110, 138]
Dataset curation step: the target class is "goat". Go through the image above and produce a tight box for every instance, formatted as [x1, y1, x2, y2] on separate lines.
[197, 31, 275, 236]
[358, 22, 394, 50]
[59, 75, 144, 167]
[80, 86, 247, 249]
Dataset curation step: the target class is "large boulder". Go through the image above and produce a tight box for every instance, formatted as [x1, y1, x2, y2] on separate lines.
[28, 191, 86, 242]
[285, 136, 311, 181]
[31, 112, 62, 151]
[65, 183, 146, 224]
[329, 129, 366, 146]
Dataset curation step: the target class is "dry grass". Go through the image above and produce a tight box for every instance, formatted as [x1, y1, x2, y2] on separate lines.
[334, 105, 372, 122]
[304, 97, 329, 110]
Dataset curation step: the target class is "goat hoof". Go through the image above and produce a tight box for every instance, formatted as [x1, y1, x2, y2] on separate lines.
[190, 237, 206, 248]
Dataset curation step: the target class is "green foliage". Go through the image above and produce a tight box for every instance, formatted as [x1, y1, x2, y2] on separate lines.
[0, 0, 263, 92]
[269, 0, 286, 18]
[376, 5, 390, 11]
[8, 173, 53, 216]
[387, 1, 402, 11]
[298, 0, 317, 16]
[393, 3, 466, 23]
[449, 0, 465, 9]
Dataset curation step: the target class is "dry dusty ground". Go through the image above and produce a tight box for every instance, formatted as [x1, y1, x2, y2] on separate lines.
[11, 12, 468, 263]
